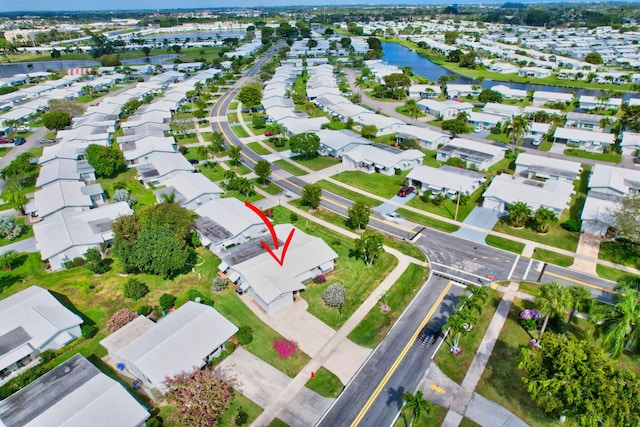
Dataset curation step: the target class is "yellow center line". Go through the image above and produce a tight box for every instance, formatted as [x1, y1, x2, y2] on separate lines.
[545, 271, 617, 294]
[350, 281, 453, 427]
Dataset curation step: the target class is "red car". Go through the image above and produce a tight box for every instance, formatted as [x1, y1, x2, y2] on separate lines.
[264, 131, 274, 136]
[0, 137, 14, 144]
[397, 186, 415, 197]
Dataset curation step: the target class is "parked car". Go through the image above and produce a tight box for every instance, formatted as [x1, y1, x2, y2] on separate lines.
[382, 212, 403, 223]
[418, 322, 441, 346]
[397, 186, 415, 197]
[13, 137, 26, 146]
[15, 126, 31, 133]
[264, 131, 275, 136]
[0, 137, 14, 144]
[532, 136, 543, 146]
[473, 126, 483, 133]
[187, 158, 199, 165]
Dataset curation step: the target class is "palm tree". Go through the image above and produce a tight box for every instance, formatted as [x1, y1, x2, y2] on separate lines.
[196, 145, 209, 160]
[354, 75, 366, 98]
[536, 282, 570, 337]
[506, 201, 532, 228]
[599, 116, 613, 131]
[161, 191, 177, 204]
[401, 390, 432, 427]
[268, 123, 287, 145]
[445, 308, 475, 354]
[566, 286, 593, 330]
[503, 115, 531, 154]
[590, 285, 640, 357]
[467, 284, 489, 304]
[404, 99, 420, 121]
[456, 110, 469, 123]
[533, 206, 558, 233]
[616, 276, 640, 291]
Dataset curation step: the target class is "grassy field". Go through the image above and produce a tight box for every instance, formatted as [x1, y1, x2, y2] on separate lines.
[198, 163, 227, 183]
[564, 149, 621, 163]
[273, 160, 308, 176]
[598, 241, 640, 269]
[225, 161, 252, 175]
[492, 220, 579, 252]
[316, 179, 382, 208]
[484, 235, 525, 254]
[349, 264, 428, 348]
[596, 264, 638, 282]
[332, 170, 410, 199]
[436, 289, 502, 384]
[531, 248, 574, 267]
[396, 208, 461, 233]
[304, 367, 343, 398]
[215, 394, 263, 427]
[97, 168, 157, 210]
[295, 156, 341, 171]
[231, 125, 250, 138]
[247, 141, 271, 155]
[406, 186, 484, 222]
[173, 134, 199, 145]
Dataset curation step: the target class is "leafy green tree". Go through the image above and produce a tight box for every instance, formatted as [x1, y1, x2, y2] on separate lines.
[502, 115, 531, 154]
[85, 247, 111, 274]
[584, 52, 603, 64]
[401, 390, 432, 427]
[353, 232, 384, 266]
[478, 89, 503, 103]
[41, 111, 71, 130]
[254, 160, 271, 184]
[237, 85, 262, 108]
[347, 201, 370, 231]
[209, 131, 226, 152]
[0, 250, 19, 271]
[404, 99, 420, 121]
[611, 195, 640, 244]
[159, 293, 177, 311]
[124, 278, 149, 300]
[506, 201, 532, 228]
[85, 144, 126, 178]
[361, 124, 378, 139]
[170, 112, 195, 135]
[0, 153, 35, 191]
[519, 333, 640, 425]
[289, 132, 320, 160]
[302, 184, 322, 209]
[590, 284, 640, 358]
[142, 46, 151, 56]
[228, 145, 242, 166]
[382, 73, 411, 96]
[532, 206, 557, 233]
[444, 31, 459, 45]
[322, 283, 346, 314]
[536, 282, 570, 337]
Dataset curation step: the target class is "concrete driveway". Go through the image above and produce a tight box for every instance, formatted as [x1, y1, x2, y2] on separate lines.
[0, 237, 36, 256]
[376, 192, 416, 214]
[452, 207, 503, 244]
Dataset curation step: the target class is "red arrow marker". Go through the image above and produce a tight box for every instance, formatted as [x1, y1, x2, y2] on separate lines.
[245, 201, 296, 266]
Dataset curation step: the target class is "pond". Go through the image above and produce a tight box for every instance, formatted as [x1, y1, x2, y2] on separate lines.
[381, 42, 636, 100]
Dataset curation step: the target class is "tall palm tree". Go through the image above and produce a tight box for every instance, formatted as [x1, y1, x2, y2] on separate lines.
[506, 201, 532, 228]
[503, 115, 531, 154]
[196, 145, 209, 160]
[616, 276, 640, 291]
[401, 390, 432, 427]
[590, 285, 640, 358]
[533, 206, 558, 233]
[445, 308, 475, 354]
[567, 286, 593, 330]
[536, 282, 570, 337]
[354, 75, 366, 98]
[404, 99, 420, 121]
[467, 284, 489, 304]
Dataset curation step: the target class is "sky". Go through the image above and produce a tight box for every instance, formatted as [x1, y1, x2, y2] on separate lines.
[3, 0, 512, 13]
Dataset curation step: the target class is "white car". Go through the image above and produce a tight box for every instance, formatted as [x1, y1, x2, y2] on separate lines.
[382, 212, 403, 223]
[15, 126, 31, 133]
[532, 136, 543, 146]
[473, 126, 484, 133]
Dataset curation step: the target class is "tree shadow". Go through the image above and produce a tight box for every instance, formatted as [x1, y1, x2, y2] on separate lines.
[0, 274, 21, 295]
[49, 290, 96, 326]
[386, 384, 406, 410]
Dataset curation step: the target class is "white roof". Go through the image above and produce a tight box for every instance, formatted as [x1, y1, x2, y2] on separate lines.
[589, 164, 640, 196]
[34, 181, 102, 218]
[317, 129, 371, 151]
[553, 127, 615, 144]
[443, 138, 506, 159]
[533, 91, 574, 102]
[195, 198, 266, 239]
[395, 125, 448, 144]
[159, 172, 223, 204]
[578, 95, 622, 106]
[0, 354, 149, 427]
[417, 99, 473, 112]
[516, 153, 581, 178]
[581, 192, 620, 228]
[135, 152, 194, 180]
[482, 102, 522, 117]
[343, 145, 424, 169]
[230, 225, 338, 304]
[0, 286, 82, 372]
[407, 165, 484, 193]
[621, 131, 640, 148]
[105, 302, 238, 390]
[469, 111, 504, 126]
[484, 173, 574, 212]
[39, 143, 86, 165]
[119, 136, 176, 161]
[36, 159, 94, 188]
[280, 116, 329, 134]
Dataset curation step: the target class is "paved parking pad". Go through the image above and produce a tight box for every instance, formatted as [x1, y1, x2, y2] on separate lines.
[376, 192, 416, 214]
[277, 387, 334, 427]
[453, 207, 503, 244]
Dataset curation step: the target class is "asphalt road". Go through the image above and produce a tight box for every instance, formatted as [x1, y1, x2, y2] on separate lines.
[317, 276, 465, 427]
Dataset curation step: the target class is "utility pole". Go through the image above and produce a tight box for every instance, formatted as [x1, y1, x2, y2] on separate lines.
[454, 188, 461, 221]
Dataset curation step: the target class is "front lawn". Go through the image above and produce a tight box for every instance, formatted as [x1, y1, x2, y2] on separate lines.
[198, 162, 227, 183]
[304, 367, 343, 398]
[316, 179, 381, 208]
[563, 149, 621, 163]
[173, 134, 199, 145]
[349, 264, 428, 348]
[332, 170, 410, 199]
[396, 208, 460, 233]
[492, 220, 579, 252]
[252, 179, 282, 195]
[216, 394, 263, 427]
[598, 240, 640, 269]
[393, 405, 448, 427]
[531, 248, 574, 268]
[484, 235, 525, 254]
[273, 160, 308, 176]
[294, 156, 341, 171]
[406, 186, 484, 222]
[231, 126, 250, 138]
[97, 168, 157, 210]
[225, 161, 252, 175]
[247, 142, 271, 155]
[436, 289, 501, 384]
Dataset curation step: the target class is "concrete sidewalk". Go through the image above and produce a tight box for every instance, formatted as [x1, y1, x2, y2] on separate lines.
[570, 232, 600, 275]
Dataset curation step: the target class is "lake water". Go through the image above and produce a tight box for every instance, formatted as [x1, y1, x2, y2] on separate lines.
[0, 54, 180, 77]
[381, 42, 636, 100]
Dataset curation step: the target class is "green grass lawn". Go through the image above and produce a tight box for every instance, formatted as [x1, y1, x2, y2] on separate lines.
[198, 163, 226, 183]
[531, 248, 574, 268]
[598, 241, 640, 269]
[227, 113, 239, 123]
[268, 419, 290, 427]
[232, 126, 250, 138]
[225, 161, 252, 175]
[406, 186, 484, 222]
[492, 220, 579, 252]
[332, 170, 409, 199]
[211, 394, 263, 427]
[273, 160, 308, 176]
[349, 264, 428, 348]
[222, 190, 264, 203]
[252, 179, 282, 195]
[564, 149, 621, 163]
[595, 264, 638, 282]
[97, 168, 157, 210]
[484, 235, 525, 254]
[436, 289, 501, 384]
[173, 134, 199, 145]
[421, 149, 441, 168]
[316, 179, 381, 208]
[538, 140, 553, 151]
[247, 141, 271, 155]
[486, 133, 510, 144]
[396, 208, 460, 233]
[304, 367, 343, 398]
[0, 146, 13, 157]
[294, 156, 341, 171]
[393, 405, 448, 427]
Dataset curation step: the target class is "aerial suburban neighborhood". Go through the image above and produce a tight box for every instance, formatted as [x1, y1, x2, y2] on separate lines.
[1, 2, 640, 427]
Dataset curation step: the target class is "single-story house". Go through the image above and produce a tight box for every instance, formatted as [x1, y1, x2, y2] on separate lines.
[135, 152, 195, 186]
[489, 62, 519, 74]
[588, 164, 640, 197]
[194, 197, 268, 253]
[417, 99, 473, 120]
[355, 112, 404, 135]
[341, 144, 424, 175]
[119, 136, 177, 164]
[447, 84, 481, 99]
[532, 91, 574, 105]
[482, 173, 574, 215]
[394, 125, 449, 151]
[565, 111, 616, 133]
[33, 202, 132, 271]
[100, 301, 237, 392]
[468, 111, 504, 129]
[490, 84, 527, 100]
[220, 224, 338, 314]
[317, 129, 372, 157]
[436, 138, 506, 171]
[578, 95, 623, 111]
[30, 181, 105, 220]
[553, 127, 616, 153]
[518, 67, 553, 78]
[407, 84, 440, 99]
[280, 116, 329, 136]
[38, 143, 87, 165]
[482, 103, 522, 118]
[0, 354, 149, 427]
[35, 159, 96, 188]
[528, 122, 551, 138]
[515, 153, 581, 182]
[0, 286, 83, 382]
[620, 131, 640, 156]
[154, 172, 223, 210]
[406, 165, 485, 198]
[580, 191, 621, 236]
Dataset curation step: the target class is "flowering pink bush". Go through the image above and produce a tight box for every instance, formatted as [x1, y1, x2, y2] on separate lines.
[273, 337, 297, 359]
[263, 209, 274, 218]
[314, 274, 326, 284]
[106, 309, 138, 331]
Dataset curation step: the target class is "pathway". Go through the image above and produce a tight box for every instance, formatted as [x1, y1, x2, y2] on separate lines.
[570, 232, 601, 275]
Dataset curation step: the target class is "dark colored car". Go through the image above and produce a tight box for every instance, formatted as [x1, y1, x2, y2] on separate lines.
[397, 186, 415, 197]
[13, 137, 26, 146]
[418, 322, 441, 346]
[0, 137, 14, 144]
[187, 158, 199, 165]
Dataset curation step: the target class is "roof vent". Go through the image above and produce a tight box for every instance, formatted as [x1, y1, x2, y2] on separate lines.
[195, 297, 202, 303]
[63, 366, 71, 374]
